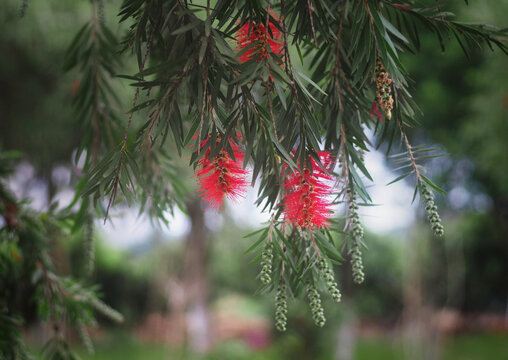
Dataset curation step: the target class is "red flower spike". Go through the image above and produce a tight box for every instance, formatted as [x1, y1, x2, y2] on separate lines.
[236, 12, 283, 63]
[282, 152, 335, 229]
[195, 137, 249, 210]
[369, 101, 383, 122]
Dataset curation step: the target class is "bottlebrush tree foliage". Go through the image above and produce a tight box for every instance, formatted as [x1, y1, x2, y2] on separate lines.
[6, 1, 507, 350]
[0, 151, 123, 359]
[69, 0, 507, 330]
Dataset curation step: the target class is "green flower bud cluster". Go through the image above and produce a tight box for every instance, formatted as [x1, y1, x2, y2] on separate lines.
[90, 298, 124, 323]
[317, 258, 342, 302]
[348, 191, 364, 240]
[77, 320, 94, 355]
[306, 282, 326, 327]
[275, 282, 288, 331]
[420, 183, 444, 237]
[83, 214, 95, 276]
[348, 189, 365, 283]
[260, 242, 273, 284]
[351, 242, 365, 284]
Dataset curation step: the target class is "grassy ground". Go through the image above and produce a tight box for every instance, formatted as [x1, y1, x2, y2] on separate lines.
[441, 333, 508, 360]
[355, 334, 508, 360]
[30, 332, 508, 359]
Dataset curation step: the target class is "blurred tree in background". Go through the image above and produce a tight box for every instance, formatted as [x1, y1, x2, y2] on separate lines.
[402, 0, 508, 313]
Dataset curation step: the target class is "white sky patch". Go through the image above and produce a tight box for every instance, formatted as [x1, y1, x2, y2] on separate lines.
[97, 209, 154, 249]
[98, 206, 191, 249]
[161, 208, 192, 237]
[361, 150, 417, 233]
[227, 183, 271, 228]
[9, 162, 48, 211]
[448, 186, 470, 210]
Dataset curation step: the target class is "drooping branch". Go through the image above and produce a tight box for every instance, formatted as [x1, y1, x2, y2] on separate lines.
[104, 12, 159, 222]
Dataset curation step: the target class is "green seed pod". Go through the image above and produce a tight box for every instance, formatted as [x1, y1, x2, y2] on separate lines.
[77, 320, 94, 355]
[90, 298, 124, 323]
[306, 282, 326, 327]
[351, 242, 365, 284]
[83, 214, 95, 277]
[317, 258, 342, 302]
[348, 189, 366, 283]
[420, 183, 445, 237]
[260, 242, 274, 284]
[275, 282, 288, 331]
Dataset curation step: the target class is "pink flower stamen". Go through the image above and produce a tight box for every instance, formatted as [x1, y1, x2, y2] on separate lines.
[195, 137, 249, 210]
[236, 12, 283, 63]
[282, 152, 334, 229]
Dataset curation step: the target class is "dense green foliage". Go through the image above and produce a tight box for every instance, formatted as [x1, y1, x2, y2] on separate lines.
[0, 152, 123, 359]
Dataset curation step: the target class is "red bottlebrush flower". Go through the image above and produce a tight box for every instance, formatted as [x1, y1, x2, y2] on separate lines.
[282, 152, 334, 229]
[195, 137, 249, 209]
[236, 12, 283, 63]
[2, 200, 18, 228]
[369, 101, 383, 122]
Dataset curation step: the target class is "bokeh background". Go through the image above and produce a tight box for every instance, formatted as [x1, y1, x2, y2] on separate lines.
[1, 0, 507, 359]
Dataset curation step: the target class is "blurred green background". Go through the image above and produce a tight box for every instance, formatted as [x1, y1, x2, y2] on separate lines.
[1, 0, 507, 359]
